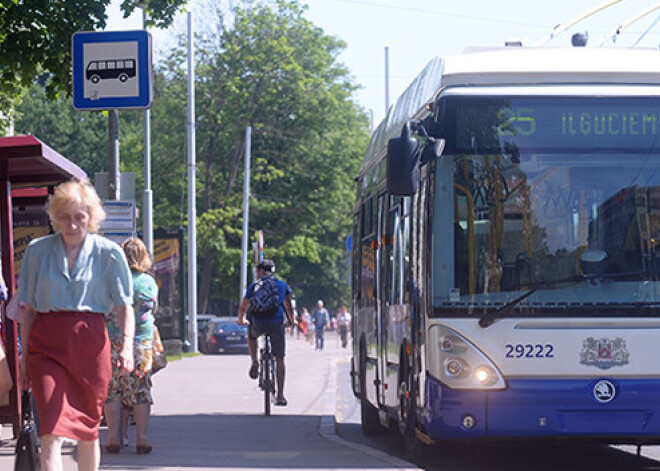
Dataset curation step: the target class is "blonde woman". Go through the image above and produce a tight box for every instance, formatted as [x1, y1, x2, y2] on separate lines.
[104, 237, 158, 455]
[18, 179, 134, 471]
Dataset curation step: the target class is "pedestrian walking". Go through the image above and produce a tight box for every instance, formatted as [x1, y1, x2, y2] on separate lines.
[311, 300, 330, 350]
[302, 308, 314, 345]
[336, 306, 349, 349]
[18, 179, 134, 471]
[104, 237, 158, 455]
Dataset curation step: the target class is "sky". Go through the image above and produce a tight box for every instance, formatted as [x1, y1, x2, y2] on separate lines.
[107, 0, 660, 128]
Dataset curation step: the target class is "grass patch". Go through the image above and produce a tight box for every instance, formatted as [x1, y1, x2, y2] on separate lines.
[166, 352, 202, 362]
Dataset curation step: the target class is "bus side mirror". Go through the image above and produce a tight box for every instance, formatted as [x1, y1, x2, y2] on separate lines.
[420, 138, 445, 164]
[387, 122, 419, 196]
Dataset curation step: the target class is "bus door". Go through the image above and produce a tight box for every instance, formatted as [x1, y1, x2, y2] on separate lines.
[376, 193, 387, 405]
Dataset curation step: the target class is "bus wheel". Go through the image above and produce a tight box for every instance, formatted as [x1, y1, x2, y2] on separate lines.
[359, 348, 382, 435]
[397, 380, 410, 435]
[90, 75, 100, 84]
[400, 372, 425, 461]
[119, 74, 128, 82]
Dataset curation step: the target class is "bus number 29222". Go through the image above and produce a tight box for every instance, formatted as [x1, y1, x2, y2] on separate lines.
[505, 344, 555, 358]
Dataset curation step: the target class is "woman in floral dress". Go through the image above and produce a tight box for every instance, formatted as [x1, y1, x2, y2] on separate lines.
[104, 237, 158, 455]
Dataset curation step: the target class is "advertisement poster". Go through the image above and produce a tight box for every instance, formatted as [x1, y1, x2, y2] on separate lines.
[152, 230, 184, 340]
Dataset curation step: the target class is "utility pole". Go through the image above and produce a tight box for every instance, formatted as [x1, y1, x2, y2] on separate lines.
[240, 126, 251, 304]
[187, 11, 198, 352]
[384, 46, 390, 115]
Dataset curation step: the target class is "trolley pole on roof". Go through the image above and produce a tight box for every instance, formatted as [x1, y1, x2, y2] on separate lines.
[534, 0, 622, 46]
[186, 11, 198, 352]
[598, 2, 660, 47]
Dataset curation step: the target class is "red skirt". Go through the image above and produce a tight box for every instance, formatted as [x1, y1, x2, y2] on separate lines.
[28, 311, 111, 441]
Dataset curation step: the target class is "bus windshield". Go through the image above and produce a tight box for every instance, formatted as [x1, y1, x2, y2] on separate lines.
[433, 95, 660, 317]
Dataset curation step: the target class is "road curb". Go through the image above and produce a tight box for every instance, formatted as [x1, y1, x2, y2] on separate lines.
[319, 356, 421, 470]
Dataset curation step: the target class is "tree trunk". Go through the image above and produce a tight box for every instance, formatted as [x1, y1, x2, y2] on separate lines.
[197, 250, 215, 314]
[225, 132, 245, 196]
[198, 130, 218, 315]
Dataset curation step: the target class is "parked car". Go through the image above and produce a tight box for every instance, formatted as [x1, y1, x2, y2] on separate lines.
[201, 317, 248, 354]
[194, 314, 220, 351]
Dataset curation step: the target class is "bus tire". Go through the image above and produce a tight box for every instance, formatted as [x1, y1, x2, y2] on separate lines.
[90, 75, 100, 84]
[359, 344, 382, 435]
[399, 352, 426, 462]
[119, 73, 128, 82]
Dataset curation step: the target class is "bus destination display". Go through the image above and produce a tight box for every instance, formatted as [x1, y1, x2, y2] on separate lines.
[451, 97, 660, 153]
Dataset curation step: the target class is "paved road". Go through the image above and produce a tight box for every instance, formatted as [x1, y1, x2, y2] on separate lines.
[0, 331, 417, 470]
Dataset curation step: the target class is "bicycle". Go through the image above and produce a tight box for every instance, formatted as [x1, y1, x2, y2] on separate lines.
[258, 333, 276, 416]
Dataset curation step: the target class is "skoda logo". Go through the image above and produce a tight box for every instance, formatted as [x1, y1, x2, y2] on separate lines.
[593, 380, 616, 404]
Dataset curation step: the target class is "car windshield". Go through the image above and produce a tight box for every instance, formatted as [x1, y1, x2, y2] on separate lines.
[432, 95, 660, 317]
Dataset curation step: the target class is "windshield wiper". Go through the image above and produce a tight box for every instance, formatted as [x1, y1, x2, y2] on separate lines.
[478, 270, 647, 328]
[478, 287, 539, 328]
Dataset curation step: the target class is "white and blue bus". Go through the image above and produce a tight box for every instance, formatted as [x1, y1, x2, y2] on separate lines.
[351, 45, 660, 456]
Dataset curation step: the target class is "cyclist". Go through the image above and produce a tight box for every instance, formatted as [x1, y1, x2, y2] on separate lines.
[237, 259, 295, 406]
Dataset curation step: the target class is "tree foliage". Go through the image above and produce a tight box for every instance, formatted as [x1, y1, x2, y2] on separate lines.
[0, 0, 187, 130]
[157, 0, 369, 311]
[14, 0, 370, 314]
[14, 83, 109, 176]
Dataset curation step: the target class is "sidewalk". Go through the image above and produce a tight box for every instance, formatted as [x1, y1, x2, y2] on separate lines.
[0, 331, 418, 470]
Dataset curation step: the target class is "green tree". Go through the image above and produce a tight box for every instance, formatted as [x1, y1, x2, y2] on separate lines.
[13, 0, 370, 315]
[0, 0, 187, 130]
[159, 0, 369, 311]
[14, 83, 108, 175]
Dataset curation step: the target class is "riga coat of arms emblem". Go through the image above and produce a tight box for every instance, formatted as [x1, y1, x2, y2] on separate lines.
[580, 337, 629, 369]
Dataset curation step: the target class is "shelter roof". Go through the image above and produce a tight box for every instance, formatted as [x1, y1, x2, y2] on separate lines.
[0, 135, 87, 186]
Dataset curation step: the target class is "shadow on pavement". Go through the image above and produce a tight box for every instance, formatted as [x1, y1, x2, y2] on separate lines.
[421, 441, 660, 471]
[100, 413, 401, 469]
[338, 422, 660, 471]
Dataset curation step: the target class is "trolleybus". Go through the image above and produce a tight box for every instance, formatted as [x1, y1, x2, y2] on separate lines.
[351, 44, 660, 456]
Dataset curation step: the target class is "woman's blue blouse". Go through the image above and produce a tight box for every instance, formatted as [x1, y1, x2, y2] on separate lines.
[18, 233, 133, 313]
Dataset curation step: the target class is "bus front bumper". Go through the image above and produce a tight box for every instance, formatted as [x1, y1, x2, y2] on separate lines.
[424, 376, 660, 443]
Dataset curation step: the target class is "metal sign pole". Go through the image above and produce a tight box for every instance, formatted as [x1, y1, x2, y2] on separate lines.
[142, 7, 153, 254]
[108, 109, 120, 200]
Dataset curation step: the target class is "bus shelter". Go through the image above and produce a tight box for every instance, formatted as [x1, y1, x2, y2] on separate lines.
[0, 135, 87, 435]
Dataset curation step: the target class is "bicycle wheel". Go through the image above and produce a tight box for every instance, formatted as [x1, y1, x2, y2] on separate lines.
[263, 352, 272, 416]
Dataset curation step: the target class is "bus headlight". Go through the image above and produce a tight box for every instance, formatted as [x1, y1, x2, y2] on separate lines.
[430, 325, 506, 390]
[474, 366, 497, 385]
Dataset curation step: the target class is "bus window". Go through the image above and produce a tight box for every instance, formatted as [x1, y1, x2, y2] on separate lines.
[389, 204, 401, 305]
[352, 214, 361, 302]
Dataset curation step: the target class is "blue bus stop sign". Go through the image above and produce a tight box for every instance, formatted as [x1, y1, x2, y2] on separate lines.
[72, 30, 152, 110]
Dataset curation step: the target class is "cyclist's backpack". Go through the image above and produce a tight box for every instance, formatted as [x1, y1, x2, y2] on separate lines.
[248, 277, 280, 318]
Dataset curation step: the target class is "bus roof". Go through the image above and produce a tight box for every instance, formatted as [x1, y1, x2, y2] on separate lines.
[443, 47, 660, 87]
[360, 47, 660, 176]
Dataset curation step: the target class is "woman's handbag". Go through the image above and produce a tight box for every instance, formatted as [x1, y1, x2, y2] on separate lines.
[151, 325, 167, 374]
[14, 391, 40, 471]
